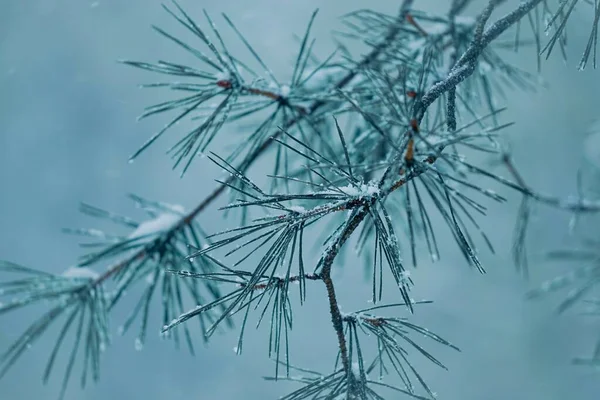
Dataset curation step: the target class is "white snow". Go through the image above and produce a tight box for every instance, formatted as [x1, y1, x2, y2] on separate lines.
[145, 273, 156, 285]
[351, 361, 369, 381]
[300, 65, 346, 92]
[279, 85, 291, 97]
[62, 266, 100, 280]
[128, 212, 181, 240]
[400, 270, 411, 281]
[215, 71, 231, 81]
[288, 205, 306, 213]
[427, 23, 447, 35]
[338, 182, 380, 197]
[352, 361, 361, 377]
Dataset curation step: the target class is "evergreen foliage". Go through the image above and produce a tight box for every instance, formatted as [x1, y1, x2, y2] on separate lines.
[2, 0, 600, 398]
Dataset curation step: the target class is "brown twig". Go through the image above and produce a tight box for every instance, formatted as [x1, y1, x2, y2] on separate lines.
[406, 14, 429, 37]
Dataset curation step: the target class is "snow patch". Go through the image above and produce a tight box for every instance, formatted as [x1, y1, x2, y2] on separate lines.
[215, 71, 231, 81]
[279, 84, 291, 97]
[128, 212, 181, 240]
[300, 65, 346, 92]
[339, 182, 380, 197]
[62, 266, 99, 280]
[288, 205, 306, 213]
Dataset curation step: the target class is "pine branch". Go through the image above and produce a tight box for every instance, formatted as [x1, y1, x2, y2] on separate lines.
[3, 0, 600, 398]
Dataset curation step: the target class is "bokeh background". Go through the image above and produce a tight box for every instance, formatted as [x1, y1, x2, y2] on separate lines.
[1, 0, 600, 399]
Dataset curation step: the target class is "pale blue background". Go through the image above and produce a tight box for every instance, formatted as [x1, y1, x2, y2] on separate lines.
[1, 0, 600, 399]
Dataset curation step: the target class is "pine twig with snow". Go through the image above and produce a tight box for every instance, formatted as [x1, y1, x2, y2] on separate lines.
[2, 0, 600, 399]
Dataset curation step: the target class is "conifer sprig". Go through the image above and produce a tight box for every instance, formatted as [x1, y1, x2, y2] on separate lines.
[2, 0, 600, 398]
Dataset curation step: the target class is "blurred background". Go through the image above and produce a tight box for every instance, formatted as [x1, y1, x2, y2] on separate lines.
[1, 0, 600, 399]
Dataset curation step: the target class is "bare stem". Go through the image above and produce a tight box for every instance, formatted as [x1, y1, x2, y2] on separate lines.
[319, 207, 371, 373]
[322, 274, 349, 371]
